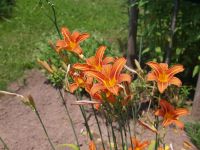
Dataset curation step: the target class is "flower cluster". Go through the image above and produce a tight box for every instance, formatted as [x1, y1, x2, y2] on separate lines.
[37, 26, 189, 150]
[67, 42, 132, 108]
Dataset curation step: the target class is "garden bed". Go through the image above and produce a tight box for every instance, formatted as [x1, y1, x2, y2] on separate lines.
[0, 69, 197, 150]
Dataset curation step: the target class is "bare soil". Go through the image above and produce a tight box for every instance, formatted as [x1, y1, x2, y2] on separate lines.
[0, 69, 198, 150]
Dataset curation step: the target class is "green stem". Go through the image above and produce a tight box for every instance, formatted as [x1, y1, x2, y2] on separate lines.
[0, 136, 9, 150]
[119, 121, 125, 150]
[127, 121, 133, 149]
[58, 90, 80, 149]
[91, 106, 106, 150]
[80, 105, 93, 140]
[118, 111, 125, 150]
[110, 121, 118, 150]
[132, 103, 137, 137]
[119, 109, 128, 150]
[44, 0, 61, 38]
[155, 96, 161, 150]
[103, 102, 118, 150]
[123, 125, 128, 150]
[103, 110, 112, 150]
[75, 92, 93, 140]
[50, 3, 62, 38]
[34, 108, 55, 150]
[155, 116, 159, 150]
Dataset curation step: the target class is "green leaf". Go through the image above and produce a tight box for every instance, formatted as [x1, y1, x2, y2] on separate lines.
[142, 47, 150, 55]
[193, 65, 200, 77]
[155, 47, 161, 53]
[58, 144, 79, 150]
[176, 48, 181, 55]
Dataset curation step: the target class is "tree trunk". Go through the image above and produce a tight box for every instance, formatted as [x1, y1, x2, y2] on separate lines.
[191, 72, 200, 120]
[165, 0, 179, 64]
[127, 0, 139, 67]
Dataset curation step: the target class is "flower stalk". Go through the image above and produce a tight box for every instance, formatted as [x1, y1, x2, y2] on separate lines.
[34, 108, 56, 150]
[58, 89, 80, 149]
[0, 136, 9, 150]
[91, 105, 106, 150]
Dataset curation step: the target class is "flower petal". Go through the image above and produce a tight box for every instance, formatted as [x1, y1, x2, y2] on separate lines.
[73, 46, 83, 55]
[155, 109, 165, 117]
[86, 56, 97, 67]
[146, 61, 162, 75]
[71, 31, 80, 42]
[73, 63, 92, 71]
[103, 56, 115, 65]
[131, 138, 139, 146]
[172, 120, 184, 129]
[85, 71, 107, 83]
[108, 85, 120, 96]
[157, 82, 168, 93]
[169, 77, 182, 87]
[160, 63, 168, 70]
[101, 64, 112, 78]
[76, 33, 90, 43]
[162, 118, 173, 127]
[95, 46, 106, 66]
[167, 64, 184, 78]
[61, 27, 71, 42]
[140, 141, 150, 149]
[146, 71, 157, 81]
[68, 83, 79, 93]
[118, 73, 131, 83]
[160, 99, 174, 113]
[56, 40, 67, 52]
[174, 108, 189, 116]
[90, 83, 106, 96]
[89, 140, 96, 150]
[110, 57, 126, 80]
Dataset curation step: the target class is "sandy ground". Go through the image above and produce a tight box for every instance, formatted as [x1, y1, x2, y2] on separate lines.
[0, 69, 198, 150]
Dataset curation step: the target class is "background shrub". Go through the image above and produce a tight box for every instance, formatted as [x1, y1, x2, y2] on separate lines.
[0, 0, 15, 18]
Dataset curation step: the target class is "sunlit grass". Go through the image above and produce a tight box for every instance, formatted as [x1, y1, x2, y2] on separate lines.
[0, 0, 128, 89]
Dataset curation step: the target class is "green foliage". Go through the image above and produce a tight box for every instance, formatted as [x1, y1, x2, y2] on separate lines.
[0, 0, 15, 18]
[185, 122, 200, 149]
[164, 85, 193, 107]
[136, 0, 200, 83]
[36, 34, 62, 68]
[48, 70, 65, 88]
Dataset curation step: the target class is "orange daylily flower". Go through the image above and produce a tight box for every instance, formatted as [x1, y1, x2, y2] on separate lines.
[146, 61, 184, 93]
[85, 58, 131, 96]
[89, 140, 96, 150]
[93, 89, 116, 103]
[88, 89, 117, 110]
[68, 69, 93, 93]
[155, 99, 189, 129]
[56, 27, 89, 55]
[73, 46, 114, 71]
[128, 138, 149, 150]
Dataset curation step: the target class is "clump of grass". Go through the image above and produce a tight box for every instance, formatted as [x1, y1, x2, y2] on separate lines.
[185, 122, 200, 149]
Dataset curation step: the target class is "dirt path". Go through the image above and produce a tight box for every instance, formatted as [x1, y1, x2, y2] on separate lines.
[0, 69, 198, 150]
